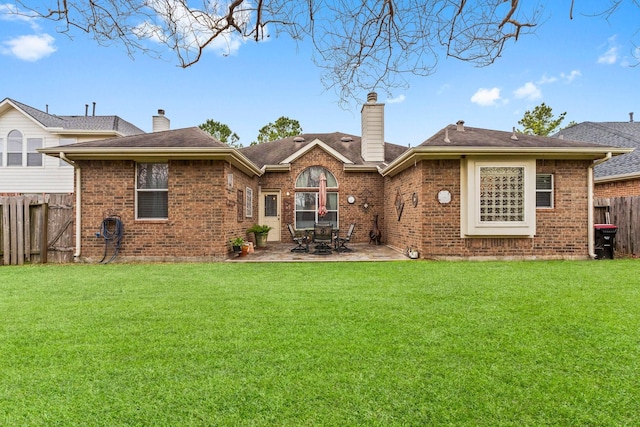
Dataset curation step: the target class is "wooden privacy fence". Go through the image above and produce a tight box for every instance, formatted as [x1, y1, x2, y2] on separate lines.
[595, 196, 640, 257]
[0, 194, 74, 265]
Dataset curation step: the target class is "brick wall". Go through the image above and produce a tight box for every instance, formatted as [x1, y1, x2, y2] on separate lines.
[385, 159, 592, 260]
[259, 146, 386, 243]
[595, 178, 640, 198]
[78, 159, 258, 262]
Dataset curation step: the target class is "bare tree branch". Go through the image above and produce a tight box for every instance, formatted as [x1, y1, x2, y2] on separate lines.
[5, 0, 638, 105]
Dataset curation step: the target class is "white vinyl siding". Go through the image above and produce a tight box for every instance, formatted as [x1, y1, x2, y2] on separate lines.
[58, 138, 77, 166]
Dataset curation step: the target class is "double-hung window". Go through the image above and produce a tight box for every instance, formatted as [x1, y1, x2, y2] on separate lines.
[136, 163, 168, 219]
[462, 158, 537, 237]
[536, 174, 554, 208]
[7, 130, 23, 166]
[27, 138, 43, 166]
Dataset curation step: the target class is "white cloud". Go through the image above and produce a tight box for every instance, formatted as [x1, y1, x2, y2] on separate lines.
[537, 74, 557, 85]
[0, 4, 40, 29]
[386, 94, 406, 104]
[598, 36, 620, 65]
[560, 70, 581, 82]
[470, 88, 501, 106]
[514, 82, 541, 101]
[2, 34, 56, 61]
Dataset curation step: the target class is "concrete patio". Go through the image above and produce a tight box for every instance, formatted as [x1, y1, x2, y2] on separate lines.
[227, 243, 410, 262]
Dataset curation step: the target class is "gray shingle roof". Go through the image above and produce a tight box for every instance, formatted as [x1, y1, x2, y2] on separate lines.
[59, 127, 228, 148]
[555, 122, 640, 178]
[239, 132, 408, 168]
[5, 98, 144, 136]
[421, 124, 618, 148]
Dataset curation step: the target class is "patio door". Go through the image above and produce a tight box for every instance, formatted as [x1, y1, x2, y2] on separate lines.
[259, 190, 281, 241]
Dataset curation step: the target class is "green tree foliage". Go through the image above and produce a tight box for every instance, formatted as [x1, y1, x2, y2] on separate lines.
[253, 117, 303, 145]
[199, 119, 241, 148]
[517, 103, 567, 136]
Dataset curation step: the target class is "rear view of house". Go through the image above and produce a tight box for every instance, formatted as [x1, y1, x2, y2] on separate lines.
[39, 94, 631, 263]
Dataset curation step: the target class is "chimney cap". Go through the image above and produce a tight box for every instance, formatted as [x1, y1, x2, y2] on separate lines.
[293, 136, 305, 143]
[367, 92, 378, 103]
[341, 136, 353, 142]
[157, 109, 165, 116]
[456, 120, 465, 131]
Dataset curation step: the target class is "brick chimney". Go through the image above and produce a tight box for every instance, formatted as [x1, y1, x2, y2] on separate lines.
[152, 109, 170, 132]
[361, 92, 385, 162]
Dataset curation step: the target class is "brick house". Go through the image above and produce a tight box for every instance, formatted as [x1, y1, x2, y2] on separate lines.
[40, 93, 630, 262]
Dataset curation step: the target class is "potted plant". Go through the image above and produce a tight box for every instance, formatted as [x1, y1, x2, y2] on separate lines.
[247, 224, 273, 248]
[230, 236, 245, 256]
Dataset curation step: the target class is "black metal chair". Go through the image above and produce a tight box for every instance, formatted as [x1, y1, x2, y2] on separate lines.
[312, 222, 333, 255]
[335, 223, 355, 252]
[287, 223, 309, 253]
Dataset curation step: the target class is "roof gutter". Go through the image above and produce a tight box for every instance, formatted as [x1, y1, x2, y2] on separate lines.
[588, 152, 612, 259]
[60, 152, 82, 259]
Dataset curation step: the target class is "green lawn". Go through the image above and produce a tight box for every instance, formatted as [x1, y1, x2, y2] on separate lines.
[1, 260, 639, 426]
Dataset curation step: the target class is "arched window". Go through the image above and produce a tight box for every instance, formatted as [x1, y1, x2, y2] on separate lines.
[294, 166, 339, 229]
[7, 130, 23, 166]
[295, 166, 337, 188]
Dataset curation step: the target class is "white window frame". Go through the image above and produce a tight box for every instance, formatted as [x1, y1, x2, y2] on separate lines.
[461, 158, 537, 237]
[135, 162, 169, 220]
[245, 187, 253, 218]
[536, 173, 554, 209]
[7, 130, 23, 167]
[27, 138, 43, 167]
[0, 137, 4, 167]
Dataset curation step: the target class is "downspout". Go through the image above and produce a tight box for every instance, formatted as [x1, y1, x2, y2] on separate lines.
[588, 152, 611, 258]
[60, 153, 82, 259]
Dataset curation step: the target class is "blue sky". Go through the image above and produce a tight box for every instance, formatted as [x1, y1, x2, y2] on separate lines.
[1, 2, 638, 147]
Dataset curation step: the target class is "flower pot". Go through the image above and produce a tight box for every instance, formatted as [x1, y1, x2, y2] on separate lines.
[240, 244, 249, 256]
[255, 233, 268, 248]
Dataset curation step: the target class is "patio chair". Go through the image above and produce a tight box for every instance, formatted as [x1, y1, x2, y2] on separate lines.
[335, 223, 355, 252]
[312, 222, 333, 255]
[287, 223, 309, 253]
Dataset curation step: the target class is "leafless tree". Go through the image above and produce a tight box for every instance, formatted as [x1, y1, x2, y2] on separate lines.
[7, 1, 637, 104]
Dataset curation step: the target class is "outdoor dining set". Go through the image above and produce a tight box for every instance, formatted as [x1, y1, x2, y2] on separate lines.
[287, 222, 356, 255]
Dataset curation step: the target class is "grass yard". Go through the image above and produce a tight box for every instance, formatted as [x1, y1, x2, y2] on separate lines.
[1, 260, 639, 426]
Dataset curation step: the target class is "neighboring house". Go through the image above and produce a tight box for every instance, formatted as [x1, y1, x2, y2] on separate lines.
[40, 93, 630, 262]
[555, 115, 640, 198]
[0, 98, 145, 194]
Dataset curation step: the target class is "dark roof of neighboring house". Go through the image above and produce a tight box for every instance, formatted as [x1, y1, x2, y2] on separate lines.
[57, 126, 228, 148]
[2, 98, 144, 136]
[555, 122, 640, 179]
[239, 132, 409, 168]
